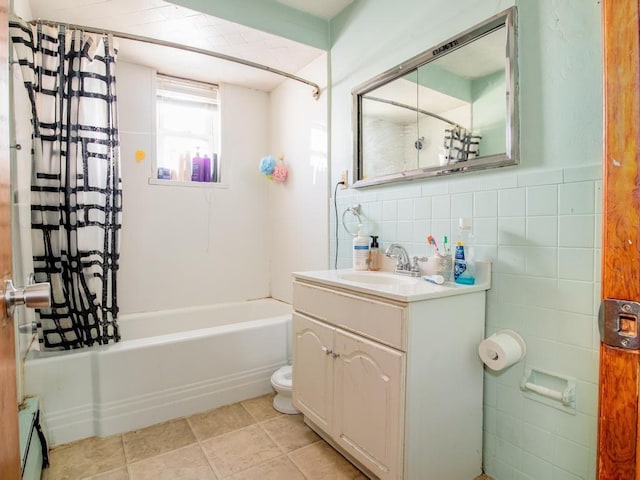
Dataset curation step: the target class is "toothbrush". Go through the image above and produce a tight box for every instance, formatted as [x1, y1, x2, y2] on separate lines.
[427, 235, 440, 255]
[443, 236, 450, 254]
[423, 274, 445, 285]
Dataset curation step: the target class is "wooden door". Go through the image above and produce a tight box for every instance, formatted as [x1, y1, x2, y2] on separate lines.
[598, 0, 640, 478]
[333, 329, 404, 480]
[292, 313, 334, 432]
[0, 0, 21, 478]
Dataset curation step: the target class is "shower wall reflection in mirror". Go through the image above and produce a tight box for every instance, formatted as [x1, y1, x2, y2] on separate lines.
[352, 7, 518, 188]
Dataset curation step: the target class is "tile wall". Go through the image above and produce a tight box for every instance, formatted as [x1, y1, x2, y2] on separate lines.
[331, 163, 601, 480]
[117, 62, 273, 315]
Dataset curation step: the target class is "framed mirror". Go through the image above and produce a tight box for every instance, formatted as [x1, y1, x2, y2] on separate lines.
[352, 7, 518, 188]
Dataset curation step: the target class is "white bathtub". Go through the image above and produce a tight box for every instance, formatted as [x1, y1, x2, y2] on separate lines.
[24, 298, 292, 446]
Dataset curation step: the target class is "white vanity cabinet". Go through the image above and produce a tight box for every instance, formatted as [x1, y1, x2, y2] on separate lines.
[293, 312, 405, 480]
[292, 313, 334, 433]
[292, 266, 490, 480]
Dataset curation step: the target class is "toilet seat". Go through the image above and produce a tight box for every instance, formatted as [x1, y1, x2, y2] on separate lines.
[271, 365, 293, 392]
[270, 365, 298, 414]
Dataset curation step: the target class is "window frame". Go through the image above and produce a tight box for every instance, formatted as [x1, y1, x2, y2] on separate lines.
[150, 74, 226, 188]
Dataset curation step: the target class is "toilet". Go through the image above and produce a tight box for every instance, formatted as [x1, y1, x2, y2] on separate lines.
[270, 365, 299, 414]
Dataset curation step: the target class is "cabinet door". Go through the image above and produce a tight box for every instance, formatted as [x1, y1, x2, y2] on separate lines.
[333, 329, 405, 480]
[292, 313, 334, 433]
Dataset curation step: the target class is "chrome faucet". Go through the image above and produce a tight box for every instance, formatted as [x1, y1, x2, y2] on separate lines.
[385, 243, 423, 277]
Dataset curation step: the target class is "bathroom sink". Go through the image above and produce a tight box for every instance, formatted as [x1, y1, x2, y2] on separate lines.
[338, 271, 418, 286]
[293, 262, 491, 302]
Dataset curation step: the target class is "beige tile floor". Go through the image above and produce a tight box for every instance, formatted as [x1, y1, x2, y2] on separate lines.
[41, 393, 493, 480]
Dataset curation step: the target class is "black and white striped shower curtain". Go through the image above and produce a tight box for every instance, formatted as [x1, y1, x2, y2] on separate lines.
[442, 126, 481, 165]
[10, 18, 122, 350]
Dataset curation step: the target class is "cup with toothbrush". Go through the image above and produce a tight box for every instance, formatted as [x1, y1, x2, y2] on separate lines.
[426, 235, 452, 282]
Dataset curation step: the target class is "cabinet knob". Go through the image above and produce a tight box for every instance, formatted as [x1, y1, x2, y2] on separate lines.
[322, 346, 333, 355]
[332, 352, 340, 358]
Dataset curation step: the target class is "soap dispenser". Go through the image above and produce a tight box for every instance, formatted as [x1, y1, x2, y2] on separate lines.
[353, 224, 369, 271]
[368, 235, 381, 271]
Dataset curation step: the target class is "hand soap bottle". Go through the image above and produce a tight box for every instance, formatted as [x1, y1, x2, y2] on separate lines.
[353, 224, 369, 271]
[368, 235, 381, 271]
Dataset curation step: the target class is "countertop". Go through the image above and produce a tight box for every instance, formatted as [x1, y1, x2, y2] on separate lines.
[293, 261, 491, 303]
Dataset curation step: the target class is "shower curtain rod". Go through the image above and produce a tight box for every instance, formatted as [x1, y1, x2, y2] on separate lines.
[29, 19, 322, 100]
[363, 95, 462, 128]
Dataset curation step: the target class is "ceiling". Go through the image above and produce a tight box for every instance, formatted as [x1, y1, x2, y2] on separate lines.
[26, 0, 353, 91]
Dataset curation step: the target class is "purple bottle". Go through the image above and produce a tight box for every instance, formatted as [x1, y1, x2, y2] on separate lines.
[191, 153, 211, 182]
[202, 155, 211, 182]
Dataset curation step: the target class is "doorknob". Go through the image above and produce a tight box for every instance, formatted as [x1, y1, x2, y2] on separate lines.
[4, 279, 51, 316]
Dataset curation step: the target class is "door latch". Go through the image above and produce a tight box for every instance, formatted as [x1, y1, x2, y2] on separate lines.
[599, 298, 640, 350]
[3, 279, 51, 316]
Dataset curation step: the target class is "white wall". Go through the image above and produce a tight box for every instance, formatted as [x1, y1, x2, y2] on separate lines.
[11, 0, 32, 20]
[118, 62, 272, 314]
[268, 54, 329, 303]
[330, 1, 602, 479]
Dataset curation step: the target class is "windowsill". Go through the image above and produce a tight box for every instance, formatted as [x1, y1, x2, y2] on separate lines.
[148, 178, 229, 189]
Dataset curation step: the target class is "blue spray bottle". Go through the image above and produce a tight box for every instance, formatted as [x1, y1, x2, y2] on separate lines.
[453, 218, 475, 285]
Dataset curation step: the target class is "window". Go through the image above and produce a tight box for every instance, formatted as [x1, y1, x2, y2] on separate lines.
[155, 75, 220, 184]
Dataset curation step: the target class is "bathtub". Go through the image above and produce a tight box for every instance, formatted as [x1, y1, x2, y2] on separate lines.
[24, 298, 292, 446]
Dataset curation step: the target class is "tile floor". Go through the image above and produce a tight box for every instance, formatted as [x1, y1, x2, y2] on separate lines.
[41, 393, 494, 480]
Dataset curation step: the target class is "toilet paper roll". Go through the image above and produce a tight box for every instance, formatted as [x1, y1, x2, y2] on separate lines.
[478, 330, 525, 371]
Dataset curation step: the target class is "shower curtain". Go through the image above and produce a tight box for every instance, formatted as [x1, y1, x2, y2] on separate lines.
[442, 126, 482, 165]
[9, 17, 122, 350]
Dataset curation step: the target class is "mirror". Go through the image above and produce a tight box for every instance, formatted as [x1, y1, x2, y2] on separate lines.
[352, 8, 517, 187]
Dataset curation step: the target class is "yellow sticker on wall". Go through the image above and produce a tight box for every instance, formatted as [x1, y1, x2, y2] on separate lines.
[135, 150, 146, 162]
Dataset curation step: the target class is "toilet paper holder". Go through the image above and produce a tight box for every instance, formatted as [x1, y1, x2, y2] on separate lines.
[478, 329, 526, 371]
[520, 368, 576, 412]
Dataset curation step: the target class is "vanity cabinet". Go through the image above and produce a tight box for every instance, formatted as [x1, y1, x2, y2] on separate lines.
[292, 270, 489, 480]
[293, 312, 404, 480]
[292, 314, 334, 432]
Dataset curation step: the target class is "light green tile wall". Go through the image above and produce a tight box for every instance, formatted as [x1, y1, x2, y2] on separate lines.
[329, 1, 602, 479]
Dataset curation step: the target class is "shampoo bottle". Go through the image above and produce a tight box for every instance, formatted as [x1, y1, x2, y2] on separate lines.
[353, 224, 370, 271]
[202, 154, 212, 182]
[368, 235, 381, 271]
[178, 153, 189, 181]
[191, 148, 203, 182]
